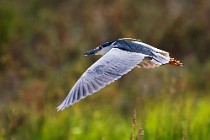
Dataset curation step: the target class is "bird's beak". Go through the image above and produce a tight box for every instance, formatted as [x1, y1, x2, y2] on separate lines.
[84, 48, 100, 56]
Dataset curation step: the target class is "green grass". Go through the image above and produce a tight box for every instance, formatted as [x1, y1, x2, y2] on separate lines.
[1, 93, 210, 140]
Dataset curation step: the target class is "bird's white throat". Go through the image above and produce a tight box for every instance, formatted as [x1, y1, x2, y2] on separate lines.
[95, 45, 113, 55]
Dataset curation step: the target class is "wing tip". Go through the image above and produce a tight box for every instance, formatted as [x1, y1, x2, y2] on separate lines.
[56, 98, 73, 111]
[56, 103, 67, 111]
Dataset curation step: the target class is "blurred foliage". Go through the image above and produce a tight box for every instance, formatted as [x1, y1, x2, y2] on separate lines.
[0, 0, 210, 139]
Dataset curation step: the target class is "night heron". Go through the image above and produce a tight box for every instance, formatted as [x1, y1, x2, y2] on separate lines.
[57, 38, 182, 111]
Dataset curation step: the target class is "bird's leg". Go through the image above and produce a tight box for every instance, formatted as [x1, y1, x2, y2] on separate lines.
[169, 58, 183, 67]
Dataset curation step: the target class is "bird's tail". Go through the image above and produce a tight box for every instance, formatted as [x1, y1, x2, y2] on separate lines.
[169, 58, 183, 67]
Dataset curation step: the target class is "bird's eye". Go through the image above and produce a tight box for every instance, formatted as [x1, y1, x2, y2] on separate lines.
[99, 46, 102, 50]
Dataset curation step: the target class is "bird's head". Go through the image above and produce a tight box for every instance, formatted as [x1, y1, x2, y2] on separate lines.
[84, 41, 115, 56]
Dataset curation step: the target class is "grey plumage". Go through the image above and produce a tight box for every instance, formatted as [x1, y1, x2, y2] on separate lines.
[57, 38, 182, 111]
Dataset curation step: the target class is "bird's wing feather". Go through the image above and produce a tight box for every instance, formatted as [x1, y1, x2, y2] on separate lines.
[137, 58, 160, 69]
[57, 48, 146, 111]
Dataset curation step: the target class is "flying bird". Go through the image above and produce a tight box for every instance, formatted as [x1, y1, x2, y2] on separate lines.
[57, 38, 182, 111]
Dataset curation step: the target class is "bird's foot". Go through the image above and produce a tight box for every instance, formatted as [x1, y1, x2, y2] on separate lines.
[169, 58, 183, 67]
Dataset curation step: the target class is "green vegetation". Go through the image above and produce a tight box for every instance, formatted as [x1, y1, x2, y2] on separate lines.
[1, 0, 210, 139]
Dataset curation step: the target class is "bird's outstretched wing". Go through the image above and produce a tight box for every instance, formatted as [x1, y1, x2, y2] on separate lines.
[57, 48, 147, 111]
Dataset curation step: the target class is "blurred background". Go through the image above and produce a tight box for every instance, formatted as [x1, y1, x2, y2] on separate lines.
[0, 0, 210, 139]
